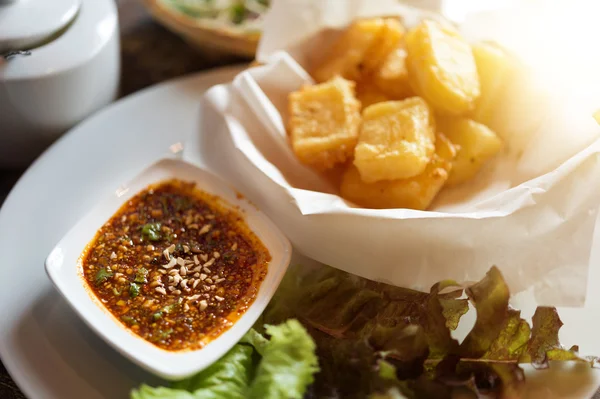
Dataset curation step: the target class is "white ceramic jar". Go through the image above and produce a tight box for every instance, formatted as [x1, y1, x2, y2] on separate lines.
[0, 0, 120, 168]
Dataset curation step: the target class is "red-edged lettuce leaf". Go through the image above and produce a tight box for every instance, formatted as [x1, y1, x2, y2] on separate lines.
[439, 295, 469, 331]
[459, 267, 511, 358]
[262, 264, 596, 399]
[482, 309, 530, 361]
[519, 307, 592, 368]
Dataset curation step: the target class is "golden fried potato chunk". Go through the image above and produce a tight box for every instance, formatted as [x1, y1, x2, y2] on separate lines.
[373, 46, 413, 99]
[288, 76, 361, 170]
[438, 116, 502, 185]
[470, 42, 514, 126]
[356, 80, 390, 109]
[405, 20, 480, 115]
[341, 134, 456, 210]
[312, 18, 404, 83]
[354, 97, 435, 183]
[312, 19, 385, 83]
[362, 18, 405, 72]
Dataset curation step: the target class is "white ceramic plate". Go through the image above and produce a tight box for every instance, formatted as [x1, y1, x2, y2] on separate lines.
[1, 65, 600, 399]
[0, 66, 245, 399]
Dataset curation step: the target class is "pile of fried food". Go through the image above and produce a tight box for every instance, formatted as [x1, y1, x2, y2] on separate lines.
[287, 17, 526, 210]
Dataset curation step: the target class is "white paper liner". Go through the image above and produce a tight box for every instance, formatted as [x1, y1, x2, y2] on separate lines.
[186, 1, 600, 306]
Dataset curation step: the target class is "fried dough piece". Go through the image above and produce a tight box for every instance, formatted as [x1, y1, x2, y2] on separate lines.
[354, 97, 436, 183]
[288, 76, 361, 170]
[341, 134, 456, 210]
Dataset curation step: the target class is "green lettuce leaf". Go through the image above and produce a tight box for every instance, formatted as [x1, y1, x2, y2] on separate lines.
[131, 344, 253, 399]
[131, 386, 196, 399]
[171, 345, 252, 396]
[130, 320, 318, 399]
[240, 328, 269, 356]
[248, 320, 319, 399]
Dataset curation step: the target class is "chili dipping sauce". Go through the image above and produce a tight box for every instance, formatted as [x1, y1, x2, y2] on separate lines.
[80, 179, 271, 351]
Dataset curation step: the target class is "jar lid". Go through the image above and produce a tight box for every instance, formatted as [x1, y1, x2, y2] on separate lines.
[0, 0, 82, 53]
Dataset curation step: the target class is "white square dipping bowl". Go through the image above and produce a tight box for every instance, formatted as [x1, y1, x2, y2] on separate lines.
[45, 158, 292, 380]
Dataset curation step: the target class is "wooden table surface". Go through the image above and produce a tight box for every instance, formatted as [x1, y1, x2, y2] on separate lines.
[0, 1, 245, 397]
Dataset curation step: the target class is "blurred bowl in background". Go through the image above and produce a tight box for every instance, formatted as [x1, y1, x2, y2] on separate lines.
[142, 0, 268, 58]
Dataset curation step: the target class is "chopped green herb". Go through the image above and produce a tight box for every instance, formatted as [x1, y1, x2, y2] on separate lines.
[163, 303, 178, 314]
[152, 311, 163, 321]
[94, 268, 113, 285]
[174, 197, 191, 211]
[130, 283, 141, 298]
[141, 222, 162, 241]
[134, 267, 149, 283]
[152, 328, 174, 342]
[121, 315, 138, 325]
[174, 243, 184, 254]
[159, 196, 169, 214]
[231, 3, 247, 24]
[222, 251, 237, 263]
